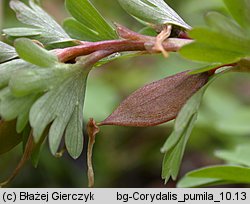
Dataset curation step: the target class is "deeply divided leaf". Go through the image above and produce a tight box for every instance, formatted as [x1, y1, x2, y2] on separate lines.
[9, 0, 72, 44]
[65, 94, 84, 159]
[118, 0, 191, 29]
[162, 114, 198, 181]
[0, 40, 88, 159]
[9, 65, 74, 97]
[30, 68, 88, 158]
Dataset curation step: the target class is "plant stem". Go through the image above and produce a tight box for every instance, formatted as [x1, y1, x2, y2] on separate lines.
[55, 38, 192, 63]
[86, 118, 100, 188]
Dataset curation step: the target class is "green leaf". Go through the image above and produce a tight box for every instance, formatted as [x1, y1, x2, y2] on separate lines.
[10, 0, 71, 44]
[0, 59, 36, 89]
[118, 0, 191, 29]
[186, 165, 250, 183]
[188, 28, 250, 55]
[162, 114, 198, 181]
[223, 0, 250, 30]
[180, 42, 244, 63]
[161, 72, 224, 182]
[0, 41, 17, 63]
[0, 88, 39, 132]
[0, 120, 22, 155]
[16, 111, 30, 133]
[161, 86, 207, 154]
[215, 144, 250, 167]
[179, 8, 250, 65]
[14, 38, 58, 67]
[65, 98, 84, 159]
[215, 107, 250, 135]
[31, 128, 47, 168]
[63, 18, 104, 42]
[3, 27, 42, 37]
[205, 12, 248, 39]
[30, 68, 88, 156]
[161, 88, 207, 182]
[9, 65, 73, 97]
[65, 0, 117, 40]
[177, 176, 223, 188]
[178, 144, 250, 187]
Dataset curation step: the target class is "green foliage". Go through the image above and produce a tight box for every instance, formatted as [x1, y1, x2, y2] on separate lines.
[64, 0, 117, 41]
[0, 0, 119, 162]
[180, 0, 250, 67]
[215, 144, 250, 167]
[0, 42, 17, 63]
[223, 0, 250, 31]
[3, 27, 41, 37]
[0, 38, 89, 159]
[6, 0, 72, 45]
[178, 166, 250, 187]
[14, 38, 58, 67]
[178, 144, 250, 187]
[0, 59, 34, 89]
[161, 72, 225, 182]
[30, 68, 87, 158]
[162, 114, 198, 181]
[63, 18, 104, 42]
[118, 0, 191, 29]
[0, 88, 39, 133]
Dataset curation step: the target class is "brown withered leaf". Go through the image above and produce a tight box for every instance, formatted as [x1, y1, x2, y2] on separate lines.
[99, 71, 210, 127]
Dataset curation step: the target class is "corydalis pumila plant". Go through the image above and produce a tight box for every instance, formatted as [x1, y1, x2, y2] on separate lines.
[0, 0, 249, 187]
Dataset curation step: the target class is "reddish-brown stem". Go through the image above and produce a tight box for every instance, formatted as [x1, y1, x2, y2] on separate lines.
[115, 23, 155, 41]
[78, 50, 116, 68]
[55, 40, 143, 62]
[55, 38, 193, 63]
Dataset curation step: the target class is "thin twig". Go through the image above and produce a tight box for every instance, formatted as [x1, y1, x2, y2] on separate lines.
[86, 118, 100, 188]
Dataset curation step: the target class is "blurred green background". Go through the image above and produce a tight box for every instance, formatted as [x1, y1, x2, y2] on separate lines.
[1, 0, 250, 187]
